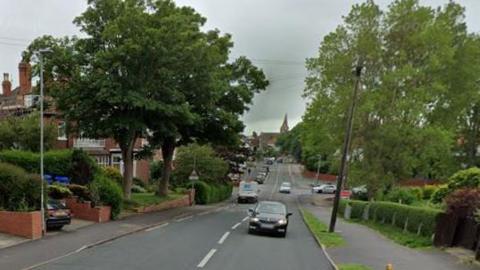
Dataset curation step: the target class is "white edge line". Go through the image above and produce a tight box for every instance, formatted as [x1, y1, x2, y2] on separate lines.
[218, 231, 230, 244]
[145, 222, 169, 232]
[197, 248, 217, 268]
[175, 215, 193, 222]
[231, 222, 242, 230]
[242, 216, 249, 222]
[197, 210, 214, 216]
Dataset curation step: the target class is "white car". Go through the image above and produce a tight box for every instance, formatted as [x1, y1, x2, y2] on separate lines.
[313, 184, 336, 194]
[279, 182, 291, 194]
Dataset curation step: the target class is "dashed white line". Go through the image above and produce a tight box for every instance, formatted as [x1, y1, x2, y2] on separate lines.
[242, 216, 249, 222]
[197, 249, 217, 268]
[175, 215, 193, 222]
[145, 222, 169, 232]
[231, 222, 242, 230]
[218, 231, 230, 244]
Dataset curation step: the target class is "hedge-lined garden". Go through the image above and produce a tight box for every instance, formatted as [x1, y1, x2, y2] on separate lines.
[193, 181, 232, 204]
[339, 200, 443, 237]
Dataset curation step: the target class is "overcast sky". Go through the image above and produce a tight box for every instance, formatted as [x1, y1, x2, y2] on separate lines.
[0, 0, 479, 134]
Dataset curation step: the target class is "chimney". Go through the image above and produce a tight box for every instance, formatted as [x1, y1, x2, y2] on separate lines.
[2, 73, 11, 96]
[18, 61, 32, 94]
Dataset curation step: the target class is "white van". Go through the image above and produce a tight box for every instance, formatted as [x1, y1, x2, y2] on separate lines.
[238, 181, 259, 203]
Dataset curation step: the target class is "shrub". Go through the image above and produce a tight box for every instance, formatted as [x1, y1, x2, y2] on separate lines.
[89, 175, 123, 219]
[133, 177, 146, 188]
[385, 187, 417, 205]
[131, 184, 146, 193]
[150, 160, 163, 183]
[193, 181, 232, 204]
[193, 181, 211, 204]
[432, 167, 480, 203]
[67, 184, 92, 202]
[409, 187, 423, 201]
[69, 149, 98, 185]
[0, 163, 44, 211]
[422, 185, 438, 200]
[339, 200, 348, 215]
[431, 184, 449, 204]
[48, 184, 73, 200]
[102, 167, 123, 186]
[445, 188, 480, 218]
[350, 200, 369, 219]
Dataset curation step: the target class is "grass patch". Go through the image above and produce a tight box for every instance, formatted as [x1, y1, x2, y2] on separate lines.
[124, 192, 184, 209]
[338, 264, 372, 270]
[348, 219, 433, 248]
[301, 208, 345, 248]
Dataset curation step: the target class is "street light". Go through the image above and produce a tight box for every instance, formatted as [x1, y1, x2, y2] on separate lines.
[36, 49, 51, 236]
[188, 154, 198, 206]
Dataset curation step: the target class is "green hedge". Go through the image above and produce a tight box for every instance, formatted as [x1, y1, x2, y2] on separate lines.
[89, 175, 123, 219]
[344, 200, 442, 237]
[0, 149, 98, 185]
[339, 199, 348, 215]
[193, 181, 232, 204]
[0, 162, 44, 211]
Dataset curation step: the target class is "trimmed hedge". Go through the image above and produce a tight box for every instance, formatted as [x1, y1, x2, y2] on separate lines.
[344, 200, 443, 237]
[0, 149, 98, 185]
[89, 175, 123, 219]
[193, 181, 232, 204]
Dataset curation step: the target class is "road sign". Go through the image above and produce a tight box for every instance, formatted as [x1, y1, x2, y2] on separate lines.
[189, 170, 199, 181]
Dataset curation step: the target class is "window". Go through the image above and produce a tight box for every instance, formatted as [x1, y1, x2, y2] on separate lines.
[95, 156, 110, 167]
[57, 121, 67, 140]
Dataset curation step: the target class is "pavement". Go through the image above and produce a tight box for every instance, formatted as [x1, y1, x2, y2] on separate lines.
[0, 163, 334, 270]
[292, 165, 480, 270]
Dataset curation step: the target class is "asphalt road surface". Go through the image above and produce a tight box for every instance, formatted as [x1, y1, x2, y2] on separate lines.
[36, 164, 333, 270]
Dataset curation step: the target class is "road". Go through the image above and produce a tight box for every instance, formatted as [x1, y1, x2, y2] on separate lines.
[36, 164, 333, 270]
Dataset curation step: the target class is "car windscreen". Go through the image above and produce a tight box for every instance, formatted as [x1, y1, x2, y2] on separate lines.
[281, 182, 291, 187]
[256, 203, 286, 214]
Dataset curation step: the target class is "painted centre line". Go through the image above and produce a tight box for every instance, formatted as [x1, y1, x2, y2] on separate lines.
[242, 216, 249, 222]
[231, 222, 242, 230]
[197, 248, 217, 268]
[218, 231, 230, 244]
[175, 215, 193, 222]
[145, 222, 169, 232]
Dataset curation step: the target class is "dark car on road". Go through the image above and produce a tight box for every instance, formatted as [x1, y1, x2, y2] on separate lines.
[46, 200, 71, 230]
[248, 201, 292, 237]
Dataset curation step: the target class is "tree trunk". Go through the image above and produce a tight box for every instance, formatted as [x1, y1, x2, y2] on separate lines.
[158, 137, 175, 196]
[467, 105, 480, 167]
[121, 138, 136, 199]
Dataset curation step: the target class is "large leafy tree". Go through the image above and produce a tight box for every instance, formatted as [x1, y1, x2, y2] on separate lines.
[302, 0, 476, 196]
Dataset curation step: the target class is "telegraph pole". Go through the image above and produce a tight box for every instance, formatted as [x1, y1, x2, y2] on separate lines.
[329, 65, 363, 233]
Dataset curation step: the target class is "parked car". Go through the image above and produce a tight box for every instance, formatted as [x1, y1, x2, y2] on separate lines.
[238, 181, 259, 203]
[255, 174, 266, 184]
[248, 201, 292, 237]
[312, 183, 335, 193]
[279, 182, 291, 194]
[46, 200, 71, 230]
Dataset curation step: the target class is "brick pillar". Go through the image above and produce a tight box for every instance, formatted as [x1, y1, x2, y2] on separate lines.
[2, 73, 11, 96]
[18, 61, 32, 95]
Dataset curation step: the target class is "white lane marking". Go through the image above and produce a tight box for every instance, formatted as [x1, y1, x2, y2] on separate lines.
[270, 165, 280, 199]
[197, 210, 213, 216]
[231, 222, 242, 230]
[175, 215, 193, 222]
[242, 216, 249, 222]
[218, 231, 230, 244]
[145, 222, 169, 232]
[197, 249, 217, 268]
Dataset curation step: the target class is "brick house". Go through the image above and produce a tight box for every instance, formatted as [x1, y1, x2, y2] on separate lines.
[0, 61, 152, 182]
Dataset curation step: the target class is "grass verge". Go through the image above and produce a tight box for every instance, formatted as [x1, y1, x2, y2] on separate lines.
[124, 192, 184, 209]
[338, 264, 373, 270]
[347, 219, 432, 248]
[300, 208, 345, 248]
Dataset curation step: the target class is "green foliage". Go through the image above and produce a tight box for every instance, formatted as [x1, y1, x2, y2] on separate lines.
[0, 149, 97, 184]
[276, 124, 303, 161]
[193, 181, 232, 205]
[385, 187, 418, 205]
[131, 184, 146, 193]
[339, 199, 348, 215]
[0, 163, 44, 211]
[48, 184, 72, 200]
[89, 175, 123, 219]
[149, 161, 164, 183]
[174, 144, 229, 186]
[431, 168, 480, 203]
[133, 177, 146, 188]
[301, 208, 345, 248]
[67, 184, 92, 202]
[445, 188, 480, 218]
[338, 264, 372, 270]
[422, 185, 439, 200]
[349, 200, 369, 219]
[102, 167, 123, 186]
[0, 114, 57, 152]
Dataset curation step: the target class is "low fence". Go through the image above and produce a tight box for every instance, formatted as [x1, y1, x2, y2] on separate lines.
[0, 211, 42, 239]
[65, 197, 111, 223]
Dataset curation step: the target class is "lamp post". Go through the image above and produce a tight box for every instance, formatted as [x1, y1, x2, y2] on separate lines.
[315, 155, 321, 185]
[189, 154, 198, 206]
[329, 65, 363, 233]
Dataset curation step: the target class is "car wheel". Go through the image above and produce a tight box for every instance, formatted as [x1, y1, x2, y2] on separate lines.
[237, 198, 242, 204]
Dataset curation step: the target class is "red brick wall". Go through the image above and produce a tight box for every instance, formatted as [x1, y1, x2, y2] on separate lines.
[136, 159, 150, 183]
[0, 211, 42, 239]
[65, 198, 111, 223]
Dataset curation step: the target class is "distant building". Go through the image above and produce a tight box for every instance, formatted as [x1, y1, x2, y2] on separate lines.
[258, 114, 289, 150]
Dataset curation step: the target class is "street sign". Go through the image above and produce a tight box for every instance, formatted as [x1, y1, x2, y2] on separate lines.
[189, 170, 199, 181]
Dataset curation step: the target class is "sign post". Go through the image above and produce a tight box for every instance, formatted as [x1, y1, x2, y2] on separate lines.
[189, 170, 199, 206]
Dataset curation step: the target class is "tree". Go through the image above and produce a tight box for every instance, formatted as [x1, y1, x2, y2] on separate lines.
[302, 0, 473, 196]
[0, 114, 57, 152]
[276, 123, 303, 162]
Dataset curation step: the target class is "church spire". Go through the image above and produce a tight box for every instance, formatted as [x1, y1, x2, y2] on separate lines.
[280, 114, 289, 133]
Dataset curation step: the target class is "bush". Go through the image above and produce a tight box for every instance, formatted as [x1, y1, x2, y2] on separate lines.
[150, 160, 163, 183]
[431, 184, 449, 204]
[431, 168, 480, 203]
[89, 175, 123, 219]
[422, 185, 438, 200]
[133, 177, 146, 188]
[339, 199, 348, 215]
[350, 200, 369, 219]
[48, 184, 73, 200]
[0, 149, 98, 185]
[102, 167, 123, 186]
[193, 181, 232, 204]
[67, 184, 92, 202]
[0, 162, 44, 211]
[385, 187, 417, 205]
[131, 184, 146, 193]
[445, 188, 480, 218]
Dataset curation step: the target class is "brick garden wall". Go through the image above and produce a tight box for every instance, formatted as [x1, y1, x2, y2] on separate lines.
[65, 197, 111, 223]
[0, 211, 42, 239]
